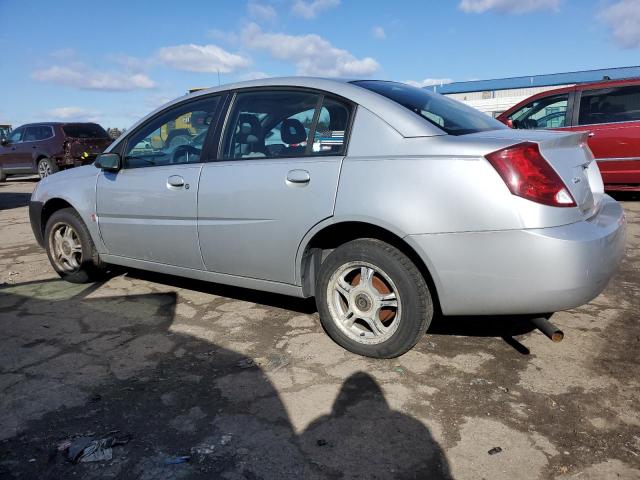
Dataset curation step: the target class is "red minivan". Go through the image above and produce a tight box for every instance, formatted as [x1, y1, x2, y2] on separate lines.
[497, 78, 640, 191]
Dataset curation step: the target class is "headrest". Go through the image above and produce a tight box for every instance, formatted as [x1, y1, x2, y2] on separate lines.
[281, 119, 307, 145]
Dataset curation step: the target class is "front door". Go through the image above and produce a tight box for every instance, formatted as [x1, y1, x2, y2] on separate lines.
[0, 127, 28, 172]
[198, 89, 353, 284]
[96, 95, 222, 269]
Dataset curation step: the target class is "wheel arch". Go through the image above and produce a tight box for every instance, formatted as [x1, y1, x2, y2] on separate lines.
[297, 218, 443, 314]
[40, 197, 77, 239]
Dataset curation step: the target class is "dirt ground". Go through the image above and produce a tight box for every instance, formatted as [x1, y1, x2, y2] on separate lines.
[0, 177, 639, 480]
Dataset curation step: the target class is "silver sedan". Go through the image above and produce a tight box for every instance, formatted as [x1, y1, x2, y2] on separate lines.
[29, 77, 626, 358]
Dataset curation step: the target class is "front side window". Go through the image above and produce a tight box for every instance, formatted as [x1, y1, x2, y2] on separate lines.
[352, 80, 504, 135]
[509, 94, 569, 129]
[222, 90, 321, 160]
[578, 85, 640, 125]
[8, 127, 24, 143]
[123, 96, 220, 169]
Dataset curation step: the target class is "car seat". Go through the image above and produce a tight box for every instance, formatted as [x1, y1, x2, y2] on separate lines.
[234, 113, 266, 158]
[280, 119, 307, 156]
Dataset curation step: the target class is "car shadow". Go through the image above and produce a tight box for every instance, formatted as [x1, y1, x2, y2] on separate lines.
[0, 278, 452, 479]
[127, 268, 537, 354]
[608, 191, 640, 202]
[0, 191, 32, 210]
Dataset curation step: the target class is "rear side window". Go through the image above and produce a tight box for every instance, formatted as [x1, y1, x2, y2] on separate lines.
[578, 85, 640, 125]
[63, 124, 109, 138]
[352, 80, 505, 135]
[25, 125, 54, 141]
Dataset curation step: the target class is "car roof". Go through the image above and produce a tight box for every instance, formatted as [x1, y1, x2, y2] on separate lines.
[109, 77, 445, 151]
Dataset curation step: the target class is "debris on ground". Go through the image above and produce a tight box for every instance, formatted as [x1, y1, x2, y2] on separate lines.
[190, 444, 215, 458]
[316, 439, 328, 447]
[237, 359, 255, 369]
[220, 435, 232, 446]
[488, 447, 503, 455]
[61, 434, 131, 463]
[394, 366, 405, 375]
[164, 456, 191, 464]
[497, 386, 509, 393]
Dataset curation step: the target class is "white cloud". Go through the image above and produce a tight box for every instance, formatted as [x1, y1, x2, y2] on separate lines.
[248, 1, 277, 21]
[50, 48, 76, 59]
[242, 23, 379, 76]
[206, 28, 239, 43]
[292, 0, 339, 19]
[404, 78, 453, 88]
[239, 71, 271, 81]
[600, 0, 640, 48]
[459, 0, 560, 14]
[32, 64, 156, 91]
[372, 26, 386, 40]
[157, 44, 250, 73]
[45, 107, 100, 122]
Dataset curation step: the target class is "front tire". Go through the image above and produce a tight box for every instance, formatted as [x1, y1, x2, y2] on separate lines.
[44, 208, 106, 283]
[37, 157, 58, 179]
[316, 239, 433, 358]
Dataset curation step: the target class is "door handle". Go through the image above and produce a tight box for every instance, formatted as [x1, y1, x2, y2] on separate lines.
[588, 132, 595, 137]
[286, 169, 310, 184]
[167, 175, 185, 188]
[32, 145, 37, 149]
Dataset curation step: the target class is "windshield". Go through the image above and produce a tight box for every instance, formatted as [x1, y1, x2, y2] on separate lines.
[63, 124, 109, 139]
[352, 80, 505, 136]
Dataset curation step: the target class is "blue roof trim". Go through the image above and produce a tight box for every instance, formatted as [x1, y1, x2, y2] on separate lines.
[430, 66, 640, 94]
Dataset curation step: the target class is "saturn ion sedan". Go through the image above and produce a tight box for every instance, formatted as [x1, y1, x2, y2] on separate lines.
[29, 78, 626, 358]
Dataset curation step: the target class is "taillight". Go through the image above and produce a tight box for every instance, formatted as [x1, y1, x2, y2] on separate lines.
[485, 142, 576, 208]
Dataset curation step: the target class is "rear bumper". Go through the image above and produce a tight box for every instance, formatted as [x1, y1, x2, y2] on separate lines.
[409, 195, 626, 315]
[29, 200, 45, 248]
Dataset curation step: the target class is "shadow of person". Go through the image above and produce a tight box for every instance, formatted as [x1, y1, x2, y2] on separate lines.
[0, 278, 451, 479]
[299, 372, 452, 480]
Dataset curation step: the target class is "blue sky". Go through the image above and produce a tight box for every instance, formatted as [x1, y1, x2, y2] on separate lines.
[1, 0, 639, 129]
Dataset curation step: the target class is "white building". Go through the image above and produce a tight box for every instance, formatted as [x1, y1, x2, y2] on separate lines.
[428, 66, 640, 117]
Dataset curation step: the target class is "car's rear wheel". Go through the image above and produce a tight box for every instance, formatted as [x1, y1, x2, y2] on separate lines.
[316, 238, 433, 358]
[37, 157, 58, 179]
[44, 208, 106, 283]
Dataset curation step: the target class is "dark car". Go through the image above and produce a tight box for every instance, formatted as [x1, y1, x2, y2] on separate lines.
[497, 78, 640, 191]
[0, 122, 112, 181]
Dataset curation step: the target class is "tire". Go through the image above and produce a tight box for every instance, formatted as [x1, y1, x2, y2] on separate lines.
[0, 168, 6, 182]
[37, 157, 58, 179]
[44, 207, 107, 283]
[315, 238, 433, 358]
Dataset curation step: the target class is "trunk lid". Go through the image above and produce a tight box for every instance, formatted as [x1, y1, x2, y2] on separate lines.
[469, 129, 602, 218]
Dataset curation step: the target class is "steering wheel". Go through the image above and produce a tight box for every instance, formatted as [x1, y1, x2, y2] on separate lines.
[172, 144, 201, 164]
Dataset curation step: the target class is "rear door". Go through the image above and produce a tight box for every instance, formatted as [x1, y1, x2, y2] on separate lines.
[566, 84, 640, 186]
[96, 94, 222, 269]
[198, 89, 352, 285]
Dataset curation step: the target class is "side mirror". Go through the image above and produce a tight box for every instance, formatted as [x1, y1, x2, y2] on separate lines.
[95, 153, 121, 172]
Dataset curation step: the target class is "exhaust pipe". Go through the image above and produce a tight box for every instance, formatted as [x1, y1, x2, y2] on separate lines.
[531, 317, 564, 342]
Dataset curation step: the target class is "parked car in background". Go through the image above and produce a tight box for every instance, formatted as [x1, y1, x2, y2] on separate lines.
[497, 78, 640, 191]
[0, 125, 11, 139]
[29, 78, 625, 358]
[0, 122, 112, 181]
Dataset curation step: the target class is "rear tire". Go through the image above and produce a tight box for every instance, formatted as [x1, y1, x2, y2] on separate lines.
[0, 168, 6, 182]
[44, 208, 107, 283]
[315, 238, 433, 358]
[37, 157, 58, 179]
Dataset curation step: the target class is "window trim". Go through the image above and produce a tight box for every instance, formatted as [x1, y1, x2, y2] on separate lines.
[574, 85, 640, 127]
[119, 93, 227, 170]
[214, 86, 356, 163]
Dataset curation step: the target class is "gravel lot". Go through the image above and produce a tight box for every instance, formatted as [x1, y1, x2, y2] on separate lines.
[1, 177, 639, 480]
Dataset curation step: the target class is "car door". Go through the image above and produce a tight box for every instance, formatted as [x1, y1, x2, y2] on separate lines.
[96, 94, 222, 269]
[565, 84, 640, 185]
[0, 127, 27, 171]
[198, 89, 353, 285]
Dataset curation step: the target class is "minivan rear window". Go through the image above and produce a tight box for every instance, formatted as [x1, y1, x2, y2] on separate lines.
[352, 80, 506, 135]
[63, 124, 109, 138]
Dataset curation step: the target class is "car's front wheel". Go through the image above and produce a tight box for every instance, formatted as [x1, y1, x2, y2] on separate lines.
[44, 208, 106, 283]
[316, 239, 433, 358]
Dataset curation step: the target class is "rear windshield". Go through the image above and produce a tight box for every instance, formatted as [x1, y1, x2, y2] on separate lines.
[352, 80, 506, 135]
[63, 124, 109, 138]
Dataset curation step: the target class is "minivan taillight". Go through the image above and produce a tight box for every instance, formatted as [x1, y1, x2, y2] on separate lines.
[485, 142, 576, 208]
